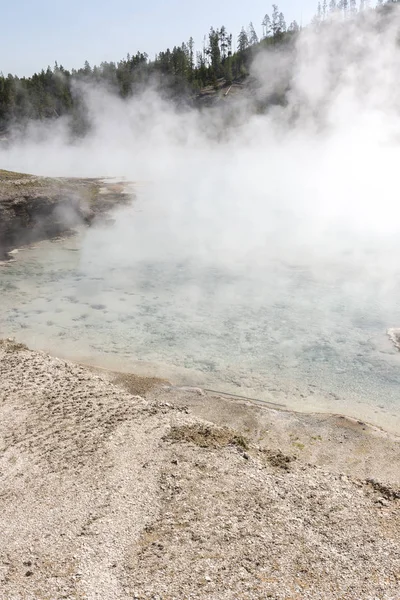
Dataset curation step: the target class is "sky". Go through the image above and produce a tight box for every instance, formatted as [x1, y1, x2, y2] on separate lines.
[1, 0, 317, 77]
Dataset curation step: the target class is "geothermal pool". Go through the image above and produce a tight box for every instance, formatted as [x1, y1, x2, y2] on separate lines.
[1, 192, 400, 433]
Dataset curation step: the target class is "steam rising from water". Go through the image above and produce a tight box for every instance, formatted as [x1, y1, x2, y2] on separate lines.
[2, 11, 400, 429]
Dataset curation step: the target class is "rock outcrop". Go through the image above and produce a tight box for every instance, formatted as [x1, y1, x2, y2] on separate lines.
[0, 170, 132, 259]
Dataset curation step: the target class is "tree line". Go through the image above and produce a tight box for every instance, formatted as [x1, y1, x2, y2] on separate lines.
[312, 0, 399, 21]
[0, 1, 397, 132]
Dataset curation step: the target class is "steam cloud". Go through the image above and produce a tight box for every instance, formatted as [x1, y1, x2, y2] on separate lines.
[2, 8, 400, 394]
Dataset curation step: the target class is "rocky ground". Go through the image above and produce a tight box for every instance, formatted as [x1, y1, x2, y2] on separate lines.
[1, 338, 400, 600]
[0, 170, 132, 260]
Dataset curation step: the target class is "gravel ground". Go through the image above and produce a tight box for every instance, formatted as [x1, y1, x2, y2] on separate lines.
[1, 338, 400, 600]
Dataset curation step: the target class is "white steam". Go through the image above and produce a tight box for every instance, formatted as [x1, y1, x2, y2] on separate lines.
[2, 10, 400, 336]
[3, 10, 400, 430]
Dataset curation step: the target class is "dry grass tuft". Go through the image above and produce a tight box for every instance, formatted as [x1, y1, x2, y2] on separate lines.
[112, 372, 166, 397]
[0, 338, 29, 352]
[166, 423, 249, 450]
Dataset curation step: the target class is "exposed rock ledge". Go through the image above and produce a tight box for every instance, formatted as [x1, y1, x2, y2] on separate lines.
[1, 339, 399, 599]
[0, 169, 132, 259]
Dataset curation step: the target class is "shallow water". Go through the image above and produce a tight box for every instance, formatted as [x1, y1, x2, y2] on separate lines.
[1, 195, 400, 433]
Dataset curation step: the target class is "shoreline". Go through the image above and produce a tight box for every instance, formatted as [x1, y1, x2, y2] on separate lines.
[2, 328, 400, 436]
[28, 341, 400, 437]
[2, 336, 399, 485]
[83, 356, 400, 439]
[5, 336, 400, 461]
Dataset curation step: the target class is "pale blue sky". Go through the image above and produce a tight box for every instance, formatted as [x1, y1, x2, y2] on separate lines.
[1, 0, 317, 77]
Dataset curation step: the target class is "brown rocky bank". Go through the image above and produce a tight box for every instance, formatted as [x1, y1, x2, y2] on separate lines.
[1, 339, 400, 600]
[0, 170, 132, 260]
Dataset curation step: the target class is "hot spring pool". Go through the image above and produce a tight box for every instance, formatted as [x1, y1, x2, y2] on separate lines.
[1, 196, 400, 433]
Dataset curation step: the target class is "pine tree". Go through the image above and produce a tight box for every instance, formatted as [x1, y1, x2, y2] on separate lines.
[288, 20, 300, 32]
[219, 26, 229, 61]
[248, 22, 259, 45]
[278, 12, 287, 33]
[207, 27, 221, 76]
[83, 61, 92, 76]
[272, 4, 280, 37]
[237, 27, 249, 53]
[227, 33, 233, 56]
[224, 56, 233, 83]
[196, 51, 207, 86]
[262, 14, 271, 38]
[188, 37, 194, 75]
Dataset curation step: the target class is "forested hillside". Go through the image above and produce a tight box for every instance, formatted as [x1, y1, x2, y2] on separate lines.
[0, 0, 398, 132]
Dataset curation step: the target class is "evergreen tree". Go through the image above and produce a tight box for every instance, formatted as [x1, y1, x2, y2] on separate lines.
[188, 37, 195, 77]
[207, 27, 221, 77]
[196, 51, 207, 86]
[224, 56, 233, 83]
[248, 22, 259, 45]
[219, 26, 229, 61]
[288, 20, 300, 32]
[262, 14, 271, 38]
[83, 61, 92, 76]
[278, 12, 287, 34]
[227, 33, 233, 57]
[272, 4, 280, 37]
[237, 27, 249, 53]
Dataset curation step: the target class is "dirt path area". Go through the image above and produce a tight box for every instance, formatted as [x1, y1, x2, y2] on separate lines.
[1, 339, 399, 599]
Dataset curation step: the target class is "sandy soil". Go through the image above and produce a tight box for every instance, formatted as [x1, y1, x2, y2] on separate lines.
[1, 338, 400, 600]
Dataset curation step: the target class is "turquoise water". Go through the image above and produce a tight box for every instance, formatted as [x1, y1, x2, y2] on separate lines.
[1, 197, 400, 433]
